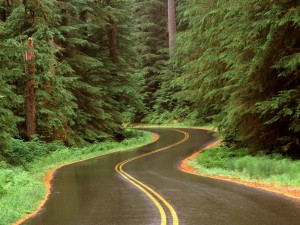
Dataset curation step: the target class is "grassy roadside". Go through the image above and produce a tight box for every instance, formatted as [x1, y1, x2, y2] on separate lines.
[0, 129, 154, 225]
[188, 145, 300, 188]
[135, 124, 300, 189]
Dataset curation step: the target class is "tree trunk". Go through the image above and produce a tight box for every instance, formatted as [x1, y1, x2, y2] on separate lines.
[168, 0, 176, 51]
[0, 10, 7, 22]
[25, 38, 36, 139]
[0, 0, 10, 22]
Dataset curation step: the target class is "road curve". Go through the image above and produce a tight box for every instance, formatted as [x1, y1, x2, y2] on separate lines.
[22, 128, 300, 225]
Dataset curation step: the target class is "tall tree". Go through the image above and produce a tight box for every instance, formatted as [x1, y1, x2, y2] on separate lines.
[24, 37, 36, 139]
[133, 0, 169, 122]
[0, 0, 142, 144]
[174, 0, 300, 157]
[2, 0, 78, 142]
[168, 0, 176, 50]
[0, 21, 20, 156]
[55, 0, 140, 142]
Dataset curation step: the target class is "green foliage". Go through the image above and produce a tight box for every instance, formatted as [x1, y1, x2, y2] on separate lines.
[1, 0, 78, 142]
[0, 0, 142, 156]
[0, 167, 45, 225]
[174, 0, 300, 157]
[56, 0, 140, 142]
[195, 146, 248, 169]
[0, 22, 20, 157]
[3, 139, 61, 165]
[43, 129, 152, 166]
[0, 129, 154, 225]
[192, 146, 300, 186]
[132, 0, 170, 122]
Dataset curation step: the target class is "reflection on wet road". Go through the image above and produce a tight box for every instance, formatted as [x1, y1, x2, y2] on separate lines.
[22, 128, 300, 225]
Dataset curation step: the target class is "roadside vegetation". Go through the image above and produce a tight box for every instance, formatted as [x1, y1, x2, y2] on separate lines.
[189, 145, 300, 188]
[136, 0, 300, 161]
[0, 129, 154, 225]
[133, 0, 300, 191]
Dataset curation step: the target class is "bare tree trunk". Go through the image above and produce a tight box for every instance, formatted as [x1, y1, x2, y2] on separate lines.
[168, 0, 176, 51]
[25, 37, 36, 139]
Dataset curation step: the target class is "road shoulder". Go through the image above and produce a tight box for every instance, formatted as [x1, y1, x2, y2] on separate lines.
[178, 138, 300, 201]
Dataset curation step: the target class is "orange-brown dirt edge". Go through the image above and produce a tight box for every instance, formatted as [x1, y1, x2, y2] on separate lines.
[178, 127, 300, 201]
[12, 133, 160, 225]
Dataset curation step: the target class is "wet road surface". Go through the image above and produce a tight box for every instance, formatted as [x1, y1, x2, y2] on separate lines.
[22, 128, 300, 225]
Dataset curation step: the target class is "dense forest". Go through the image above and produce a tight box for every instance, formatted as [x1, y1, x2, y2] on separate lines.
[172, 0, 300, 158]
[0, 0, 300, 164]
[0, 0, 141, 160]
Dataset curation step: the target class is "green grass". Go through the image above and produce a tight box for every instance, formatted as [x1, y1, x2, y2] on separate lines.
[189, 146, 300, 187]
[0, 129, 154, 225]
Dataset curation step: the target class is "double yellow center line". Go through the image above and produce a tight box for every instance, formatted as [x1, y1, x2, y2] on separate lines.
[115, 129, 190, 225]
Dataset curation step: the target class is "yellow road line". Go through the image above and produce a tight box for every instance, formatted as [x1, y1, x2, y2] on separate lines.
[115, 129, 189, 225]
[12, 132, 160, 225]
[116, 163, 167, 225]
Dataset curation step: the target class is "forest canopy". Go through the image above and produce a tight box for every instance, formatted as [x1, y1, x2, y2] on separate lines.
[173, 0, 300, 157]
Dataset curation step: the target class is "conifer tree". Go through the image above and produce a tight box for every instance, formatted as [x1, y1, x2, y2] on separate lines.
[0, 0, 141, 145]
[168, 0, 176, 50]
[24, 37, 36, 139]
[2, 0, 77, 142]
[0, 21, 19, 155]
[133, 0, 169, 122]
[54, 0, 140, 142]
[174, 0, 300, 156]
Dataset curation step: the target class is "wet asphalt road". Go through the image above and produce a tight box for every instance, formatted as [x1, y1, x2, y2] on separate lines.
[22, 128, 300, 225]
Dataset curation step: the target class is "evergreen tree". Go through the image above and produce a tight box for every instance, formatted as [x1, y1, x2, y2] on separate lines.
[0, 0, 141, 145]
[2, 0, 78, 142]
[0, 21, 20, 155]
[168, 0, 176, 50]
[174, 0, 300, 156]
[133, 0, 169, 122]
[58, 0, 139, 142]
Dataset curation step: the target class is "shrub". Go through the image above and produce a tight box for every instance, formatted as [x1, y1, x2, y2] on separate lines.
[4, 139, 61, 165]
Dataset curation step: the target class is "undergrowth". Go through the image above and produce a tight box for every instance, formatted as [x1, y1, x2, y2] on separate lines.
[189, 146, 300, 187]
[0, 129, 154, 225]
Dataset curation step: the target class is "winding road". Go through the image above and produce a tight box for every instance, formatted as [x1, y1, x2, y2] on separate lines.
[22, 128, 300, 225]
